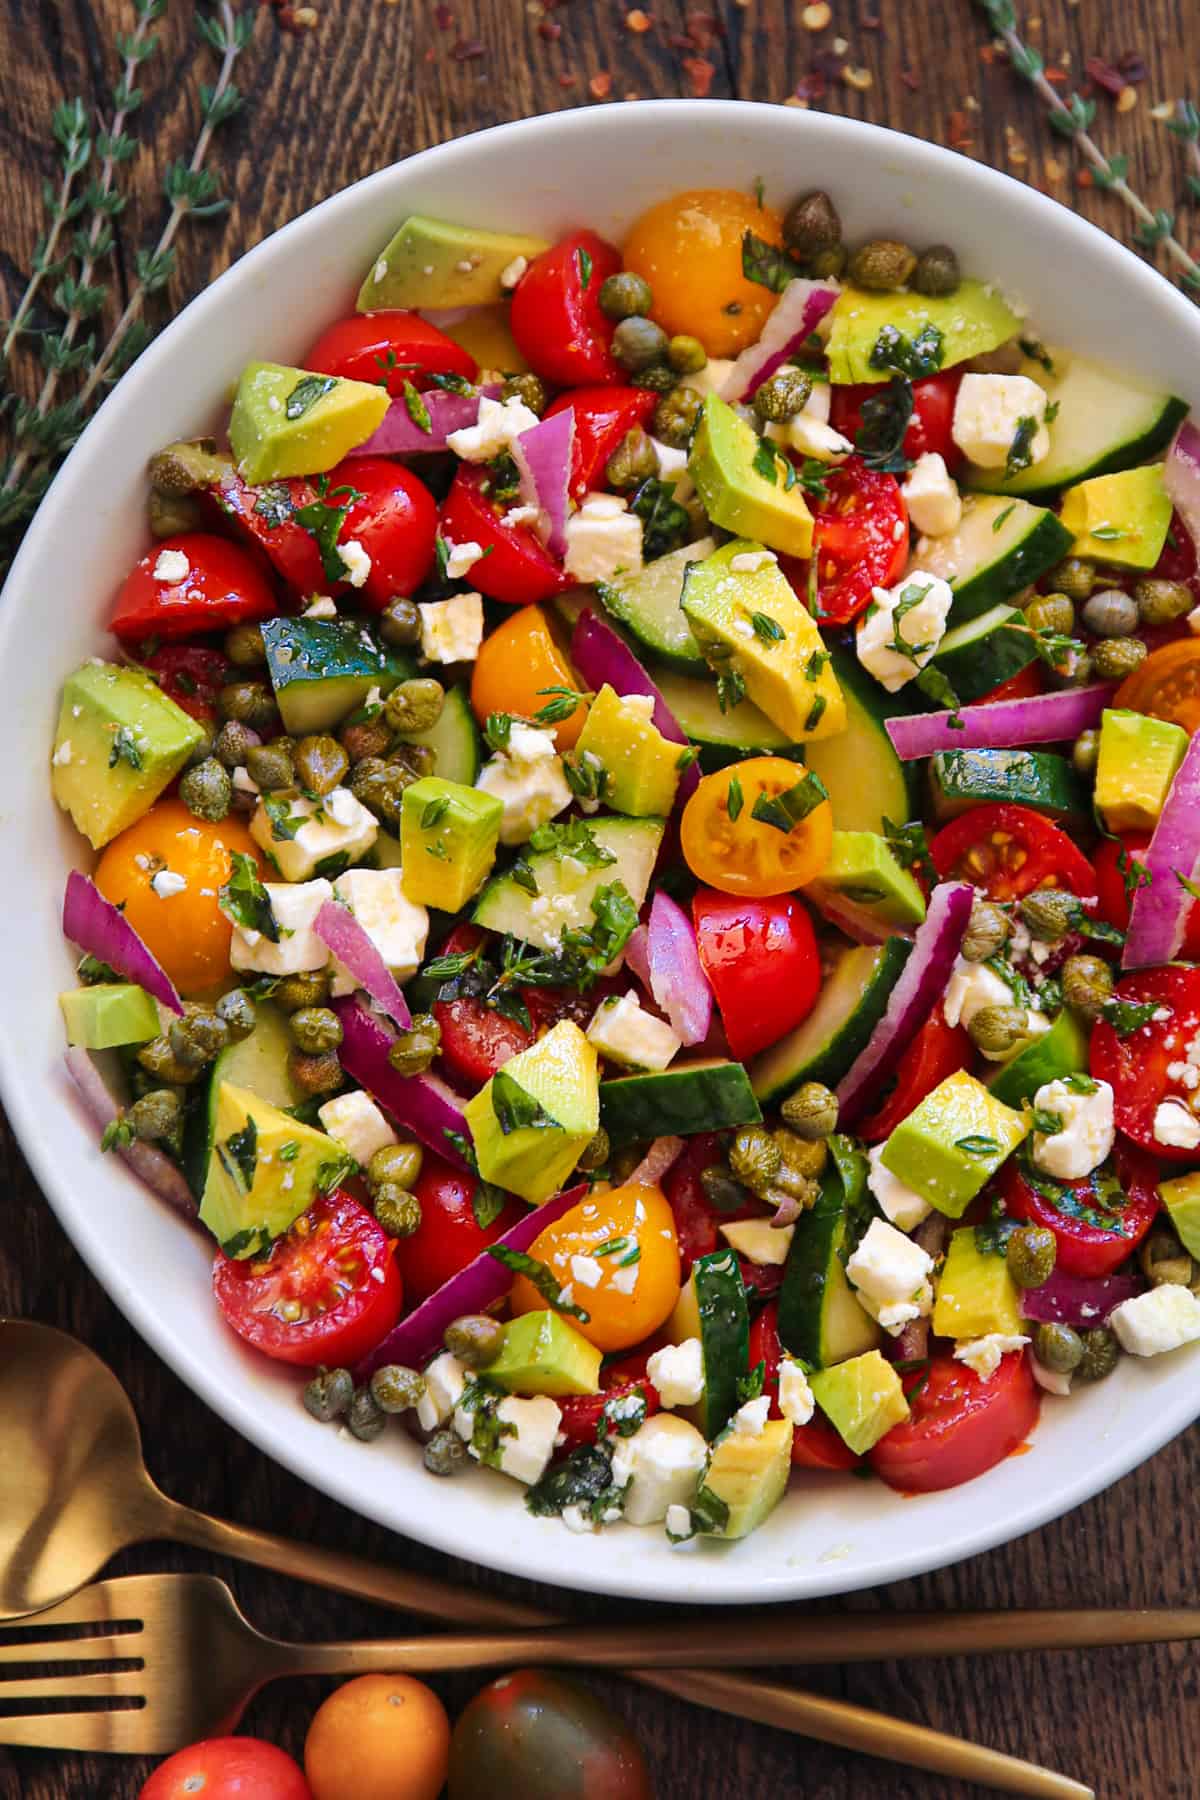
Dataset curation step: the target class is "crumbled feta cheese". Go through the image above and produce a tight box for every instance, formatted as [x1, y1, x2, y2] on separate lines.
[610, 1263, 639, 1295]
[326, 787, 361, 828]
[317, 1090, 398, 1167]
[500, 503, 540, 529]
[586, 990, 682, 1072]
[339, 538, 371, 589]
[646, 1337, 705, 1409]
[731, 1395, 770, 1437]
[418, 591, 485, 664]
[610, 1414, 708, 1525]
[477, 1394, 561, 1486]
[1110, 1285, 1200, 1357]
[228, 877, 334, 977]
[681, 357, 736, 398]
[443, 538, 485, 580]
[302, 594, 338, 619]
[866, 1143, 932, 1231]
[51, 740, 72, 766]
[778, 1358, 815, 1426]
[499, 253, 528, 289]
[665, 1502, 692, 1540]
[902, 452, 963, 538]
[563, 491, 644, 585]
[415, 1351, 467, 1431]
[953, 1333, 1030, 1381]
[856, 572, 953, 693]
[249, 787, 377, 883]
[150, 869, 187, 899]
[943, 954, 1036, 1045]
[729, 549, 777, 574]
[446, 393, 540, 462]
[373, 258, 388, 283]
[153, 547, 191, 584]
[561, 1502, 597, 1534]
[845, 1218, 935, 1336]
[506, 721, 559, 763]
[776, 412, 853, 463]
[1031, 1077, 1115, 1180]
[1153, 1099, 1200, 1151]
[475, 738, 571, 845]
[650, 437, 689, 479]
[328, 867, 429, 994]
[569, 1253, 603, 1290]
[951, 372, 1050, 469]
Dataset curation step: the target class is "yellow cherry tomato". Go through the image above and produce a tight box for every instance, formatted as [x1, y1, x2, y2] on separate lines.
[304, 1673, 451, 1800]
[622, 188, 785, 358]
[512, 1182, 681, 1353]
[93, 796, 264, 996]
[470, 602, 587, 749]
[680, 756, 833, 898]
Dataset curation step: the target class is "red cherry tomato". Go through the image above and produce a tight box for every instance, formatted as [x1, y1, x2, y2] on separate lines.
[748, 1302, 861, 1471]
[661, 1132, 761, 1277]
[141, 643, 231, 721]
[929, 802, 1097, 903]
[211, 470, 327, 595]
[546, 385, 658, 500]
[692, 889, 821, 1060]
[1093, 833, 1200, 961]
[1000, 1144, 1159, 1277]
[397, 1153, 525, 1307]
[432, 924, 536, 1086]
[303, 310, 477, 395]
[869, 1351, 1039, 1494]
[110, 533, 278, 643]
[212, 1190, 401, 1368]
[829, 370, 964, 471]
[779, 460, 908, 626]
[1090, 965, 1200, 1165]
[440, 464, 573, 605]
[857, 1007, 972, 1144]
[140, 1737, 313, 1800]
[555, 1346, 663, 1454]
[977, 661, 1044, 704]
[510, 229, 623, 389]
[331, 456, 438, 608]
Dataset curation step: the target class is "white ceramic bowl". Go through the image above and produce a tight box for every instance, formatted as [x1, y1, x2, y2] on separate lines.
[4, 101, 1199, 1605]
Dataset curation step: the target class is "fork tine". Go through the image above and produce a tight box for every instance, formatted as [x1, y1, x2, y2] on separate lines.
[0, 1632, 142, 1667]
[0, 1575, 157, 1630]
[0, 1709, 167, 1755]
[0, 1666, 144, 1702]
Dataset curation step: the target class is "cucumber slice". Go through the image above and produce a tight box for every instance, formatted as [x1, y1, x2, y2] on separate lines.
[803, 647, 917, 834]
[986, 1008, 1090, 1109]
[778, 1140, 880, 1369]
[648, 663, 802, 770]
[965, 353, 1187, 499]
[917, 494, 1073, 624]
[182, 1002, 303, 1197]
[263, 618, 416, 734]
[930, 748, 1089, 827]
[595, 539, 716, 676]
[689, 1249, 751, 1440]
[931, 604, 1037, 703]
[394, 683, 480, 786]
[472, 816, 664, 951]
[600, 1059, 761, 1150]
[750, 939, 911, 1104]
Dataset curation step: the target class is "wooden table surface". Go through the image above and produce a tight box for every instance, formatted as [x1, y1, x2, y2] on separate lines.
[2, 1, 1198, 1795]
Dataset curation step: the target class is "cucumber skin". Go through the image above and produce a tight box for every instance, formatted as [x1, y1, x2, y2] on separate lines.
[946, 512, 1073, 624]
[932, 609, 1038, 703]
[751, 939, 911, 1105]
[967, 395, 1188, 501]
[693, 1250, 751, 1440]
[929, 749, 1089, 826]
[600, 1061, 762, 1150]
[777, 1141, 877, 1369]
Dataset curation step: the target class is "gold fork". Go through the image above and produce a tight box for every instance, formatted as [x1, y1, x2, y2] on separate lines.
[0, 1575, 1091, 1797]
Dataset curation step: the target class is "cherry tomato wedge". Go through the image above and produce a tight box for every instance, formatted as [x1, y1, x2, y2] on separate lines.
[432, 924, 536, 1086]
[780, 460, 908, 626]
[212, 1190, 401, 1368]
[977, 661, 1043, 705]
[681, 757, 834, 898]
[929, 802, 1096, 902]
[692, 888, 821, 1059]
[748, 1302, 861, 1470]
[999, 1144, 1160, 1277]
[546, 385, 658, 500]
[140, 643, 230, 721]
[329, 456, 438, 608]
[829, 370, 963, 472]
[212, 469, 327, 595]
[1113, 636, 1200, 735]
[1093, 833, 1200, 960]
[469, 602, 587, 748]
[661, 1133, 761, 1276]
[869, 1351, 1039, 1493]
[397, 1151, 525, 1307]
[1090, 965, 1200, 1164]
[110, 533, 277, 643]
[441, 464, 573, 606]
[555, 1346, 663, 1454]
[509, 229, 623, 389]
[857, 1007, 972, 1144]
[303, 310, 477, 395]
[140, 1737, 313, 1800]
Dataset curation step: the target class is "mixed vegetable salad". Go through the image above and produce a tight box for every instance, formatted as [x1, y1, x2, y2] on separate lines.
[50, 180, 1200, 1547]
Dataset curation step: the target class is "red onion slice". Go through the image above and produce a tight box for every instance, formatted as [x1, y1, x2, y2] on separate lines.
[64, 1047, 197, 1219]
[349, 383, 502, 456]
[1123, 729, 1200, 970]
[718, 280, 840, 403]
[315, 901, 412, 1029]
[628, 1135, 686, 1188]
[1020, 1269, 1142, 1328]
[570, 608, 700, 805]
[1164, 417, 1200, 553]
[62, 870, 183, 1016]
[647, 891, 712, 1047]
[623, 923, 652, 994]
[512, 408, 574, 559]
[335, 995, 470, 1168]
[885, 684, 1116, 762]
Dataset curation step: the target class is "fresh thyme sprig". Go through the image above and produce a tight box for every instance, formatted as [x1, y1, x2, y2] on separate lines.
[1, 101, 92, 364]
[1162, 100, 1200, 206]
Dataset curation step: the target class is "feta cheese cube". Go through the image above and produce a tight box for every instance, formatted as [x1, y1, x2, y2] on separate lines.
[153, 547, 191, 584]
[777, 413, 853, 464]
[418, 591, 484, 664]
[866, 1143, 932, 1231]
[778, 1358, 815, 1426]
[317, 1089, 398, 1167]
[845, 1218, 935, 1337]
[249, 788, 377, 883]
[586, 990, 682, 1072]
[1031, 1077, 1115, 1180]
[475, 739, 572, 845]
[646, 1337, 705, 1409]
[942, 955, 1017, 1032]
[1110, 1285, 1200, 1357]
[953, 1333, 1030, 1381]
[731, 1395, 770, 1437]
[415, 1351, 467, 1432]
[951, 372, 1050, 470]
[340, 538, 372, 589]
[443, 538, 484, 580]
[681, 357, 736, 398]
[902, 452, 963, 538]
[482, 1394, 562, 1486]
[855, 572, 953, 693]
[328, 867, 429, 995]
[610, 1414, 708, 1525]
[1031, 1356, 1072, 1397]
[303, 594, 338, 619]
[228, 878, 334, 976]
[446, 392, 540, 462]
[650, 437, 689, 479]
[1153, 1100, 1200, 1151]
[563, 492, 644, 585]
[506, 721, 559, 763]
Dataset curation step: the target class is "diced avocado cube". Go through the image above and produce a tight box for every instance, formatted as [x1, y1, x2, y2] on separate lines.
[698, 1417, 794, 1539]
[52, 662, 206, 850]
[1159, 1172, 1200, 1261]
[810, 1349, 909, 1456]
[825, 280, 1022, 385]
[199, 1081, 348, 1257]
[1058, 464, 1173, 570]
[880, 1070, 1028, 1219]
[263, 619, 417, 735]
[802, 830, 926, 937]
[680, 539, 845, 740]
[719, 1217, 794, 1266]
[356, 215, 550, 312]
[464, 1019, 600, 1205]
[687, 398, 815, 560]
[59, 983, 161, 1050]
[228, 361, 389, 485]
[488, 1309, 602, 1397]
[931, 1227, 1024, 1340]
[399, 776, 502, 912]
[573, 685, 681, 817]
[1095, 707, 1187, 833]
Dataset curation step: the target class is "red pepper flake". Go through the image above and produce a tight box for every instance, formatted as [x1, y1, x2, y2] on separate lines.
[682, 55, 715, 97]
[434, 2, 455, 28]
[811, 47, 844, 82]
[589, 70, 613, 99]
[900, 66, 920, 90]
[793, 68, 828, 103]
[947, 109, 973, 150]
[1084, 55, 1127, 98]
[558, 68, 578, 88]
[451, 36, 485, 60]
[861, 12, 882, 28]
[1043, 65, 1068, 84]
[685, 10, 724, 52]
[1077, 168, 1094, 187]
[538, 16, 561, 37]
[1117, 51, 1148, 83]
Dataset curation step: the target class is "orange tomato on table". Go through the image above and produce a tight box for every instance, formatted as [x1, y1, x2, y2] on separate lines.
[513, 1182, 681, 1353]
[622, 187, 785, 357]
[304, 1675, 450, 1800]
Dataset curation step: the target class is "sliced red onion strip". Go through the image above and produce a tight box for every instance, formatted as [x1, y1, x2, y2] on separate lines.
[623, 923, 652, 994]
[315, 901, 411, 1029]
[885, 684, 1116, 762]
[835, 881, 975, 1127]
[628, 1135, 685, 1188]
[570, 608, 700, 805]
[334, 995, 470, 1168]
[512, 408, 574, 560]
[808, 890, 896, 947]
[718, 280, 840, 403]
[1123, 729, 1200, 970]
[64, 1048, 197, 1219]
[1164, 417, 1200, 554]
[647, 891, 712, 1046]
[1019, 1269, 1142, 1328]
[349, 382, 502, 456]
[62, 870, 183, 1016]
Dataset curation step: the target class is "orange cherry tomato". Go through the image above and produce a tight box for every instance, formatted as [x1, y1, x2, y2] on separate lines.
[93, 797, 264, 996]
[512, 1182, 681, 1353]
[470, 603, 587, 749]
[304, 1674, 451, 1800]
[680, 757, 833, 898]
[622, 188, 785, 357]
[1113, 637, 1200, 734]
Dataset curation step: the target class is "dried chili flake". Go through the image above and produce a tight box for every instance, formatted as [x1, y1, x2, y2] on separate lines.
[900, 66, 920, 90]
[1044, 66, 1068, 84]
[1084, 55, 1127, 98]
[1077, 168, 1094, 188]
[558, 68, 578, 87]
[538, 16, 562, 37]
[794, 68, 828, 103]
[589, 70, 613, 99]
[685, 11, 724, 51]
[1117, 51, 1147, 82]
[451, 36, 485, 60]
[947, 109, 973, 149]
[682, 55, 715, 97]
[434, 2, 455, 27]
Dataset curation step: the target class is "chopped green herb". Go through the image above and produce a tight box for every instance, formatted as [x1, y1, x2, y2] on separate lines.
[219, 852, 279, 942]
[484, 711, 514, 754]
[218, 1117, 258, 1190]
[471, 1181, 507, 1230]
[421, 795, 450, 830]
[401, 378, 432, 435]
[716, 668, 746, 714]
[629, 476, 690, 560]
[285, 373, 337, 421]
[868, 322, 944, 380]
[1101, 997, 1161, 1037]
[752, 437, 781, 485]
[992, 502, 1017, 533]
[955, 1134, 1000, 1155]
[750, 610, 785, 645]
[855, 377, 914, 474]
[534, 685, 589, 724]
[751, 770, 828, 832]
[263, 792, 305, 841]
[108, 725, 143, 771]
[726, 774, 744, 821]
[487, 1246, 591, 1321]
[252, 482, 294, 529]
[1030, 1108, 1064, 1136]
[883, 817, 937, 886]
[577, 246, 593, 289]
[1004, 415, 1039, 480]
[741, 229, 803, 293]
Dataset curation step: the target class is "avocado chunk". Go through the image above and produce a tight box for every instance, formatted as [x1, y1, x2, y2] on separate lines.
[263, 618, 417, 734]
[356, 215, 550, 312]
[59, 983, 160, 1050]
[931, 1227, 1024, 1339]
[680, 539, 844, 740]
[464, 1019, 600, 1204]
[986, 1008, 1089, 1109]
[52, 662, 206, 850]
[1160, 1172, 1200, 1261]
[399, 776, 502, 912]
[880, 1070, 1028, 1219]
[687, 398, 815, 559]
[572, 684, 681, 818]
[825, 280, 1022, 385]
[1058, 464, 1173, 570]
[802, 830, 926, 939]
[810, 1349, 909, 1456]
[228, 361, 389, 485]
[696, 1416, 793, 1538]
[198, 1080, 348, 1257]
[488, 1309, 603, 1398]
[1095, 707, 1187, 833]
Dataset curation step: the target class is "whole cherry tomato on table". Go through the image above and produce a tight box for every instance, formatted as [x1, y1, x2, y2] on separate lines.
[546, 384, 658, 499]
[448, 1669, 654, 1800]
[779, 460, 908, 626]
[829, 369, 964, 471]
[681, 757, 834, 898]
[869, 1351, 1039, 1494]
[140, 1737, 312, 1800]
[110, 532, 277, 642]
[749, 1302, 861, 1471]
[1093, 833, 1200, 960]
[929, 802, 1096, 902]
[440, 464, 573, 606]
[1000, 1144, 1159, 1277]
[303, 309, 477, 394]
[1090, 965, 1200, 1165]
[509, 229, 623, 388]
[857, 1007, 972, 1144]
[141, 643, 231, 721]
[304, 1673, 451, 1800]
[692, 888, 821, 1060]
[397, 1150, 525, 1307]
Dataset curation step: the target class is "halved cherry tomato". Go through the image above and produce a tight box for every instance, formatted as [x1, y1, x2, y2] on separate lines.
[748, 1302, 861, 1471]
[513, 1184, 681, 1353]
[212, 1190, 401, 1368]
[303, 310, 477, 395]
[1093, 833, 1200, 961]
[929, 802, 1096, 902]
[977, 661, 1043, 705]
[661, 1132, 760, 1275]
[397, 1151, 524, 1307]
[329, 456, 438, 608]
[141, 643, 231, 721]
[140, 1737, 313, 1800]
[857, 1007, 972, 1143]
[1113, 636, 1200, 735]
[212, 469, 327, 595]
[555, 1345, 663, 1454]
[1000, 1143, 1160, 1276]
[681, 757, 833, 898]
[622, 188, 786, 358]
[110, 533, 277, 642]
[780, 460, 908, 626]
[432, 924, 536, 1087]
[470, 603, 587, 748]
[509, 229, 623, 388]
[440, 465, 573, 605]
[1090, 965, 1200, 1164]
[829, 370, 964, 472]
[692, 888, 821, 1059]
[546, 385, 658, 500]
[869, 1351, 1039, 1493]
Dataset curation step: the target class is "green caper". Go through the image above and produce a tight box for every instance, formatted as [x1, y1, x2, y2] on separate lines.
[967, 1005, 1030, 1058]
[847, 238, 917, 291]
[367, 1141, 424, 1193]
[369, 1364, 427, 1413]
[781, 189, 842, 259]
[374, 1186, 423, 1237]
[1071, 729, 1100, 778]
[387, 1014, 441, 1077]
[605, 427, 659, 493]
[224, 623, 266, 667]
[699, 1164, 750, 1213]
[385, 678, 445, 736]
[378, 596, 422, 648]
[1024, 592, 1075, 637]
[780, 1081, 838, 1140]
[960, 900, 1011, 964]
[652, 384, 704, 448]
[1139, 1225, 1194, 1287]
[173, 1006, 230, 1064]
[303, 1366, 354, 1423]
[164, 1014, 218, 1073]
[245, 740, 295, 793]
[1092, 637, 1148, 681]
[346, 1384, 387, 1442]
[763, 1175, 819, 1216]
[389, 741, 435, 781]
[289, 1005, 343, 1055]
[290, 733, 347, 796]
[1006, 1224, 1056, 1289]
[179, 758, 233, 822]
[1048, 558, 1096, 604]
[219, 680, 279, 733]
[136, 1035, 202, 1086]
[147, 437, 226, 494]
[666, 334, 707, 375]
[424, 1427, 470, 1476]
[126, 1088, 183, 1145]
[148, 488, 205, 537]
[752, 367, 813, 426]
[214, 719, 261, 769]
[912, 243, 961, 297]
[612, 316, 669, 372]
[728, 1124, 782, 1193]
[630, 362, 676, 394]
[350, 756, 411, 826]
[808, 243, 847, 280]
[772, 1126, 828, 1189]
[598, 271, 654, 321]
[1019, 887, 1081, 942]
[1134, 577, 1193, 628]
[273, 969, 331, 1013]
[1061, 953, 1114, 1021]
[444, 1313, 505, 1370]
[576, 1126, 611, 1172]
[288, 1049, 343, 1098]
[340, 714, 394, 764]
[1032, 1321, 1084, 1374]
[1076, 1327, 1119, 1383]
[500, 371, 547, 415]
[215, 987, 256, 1040]
[1081, 587, 1138, 638]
